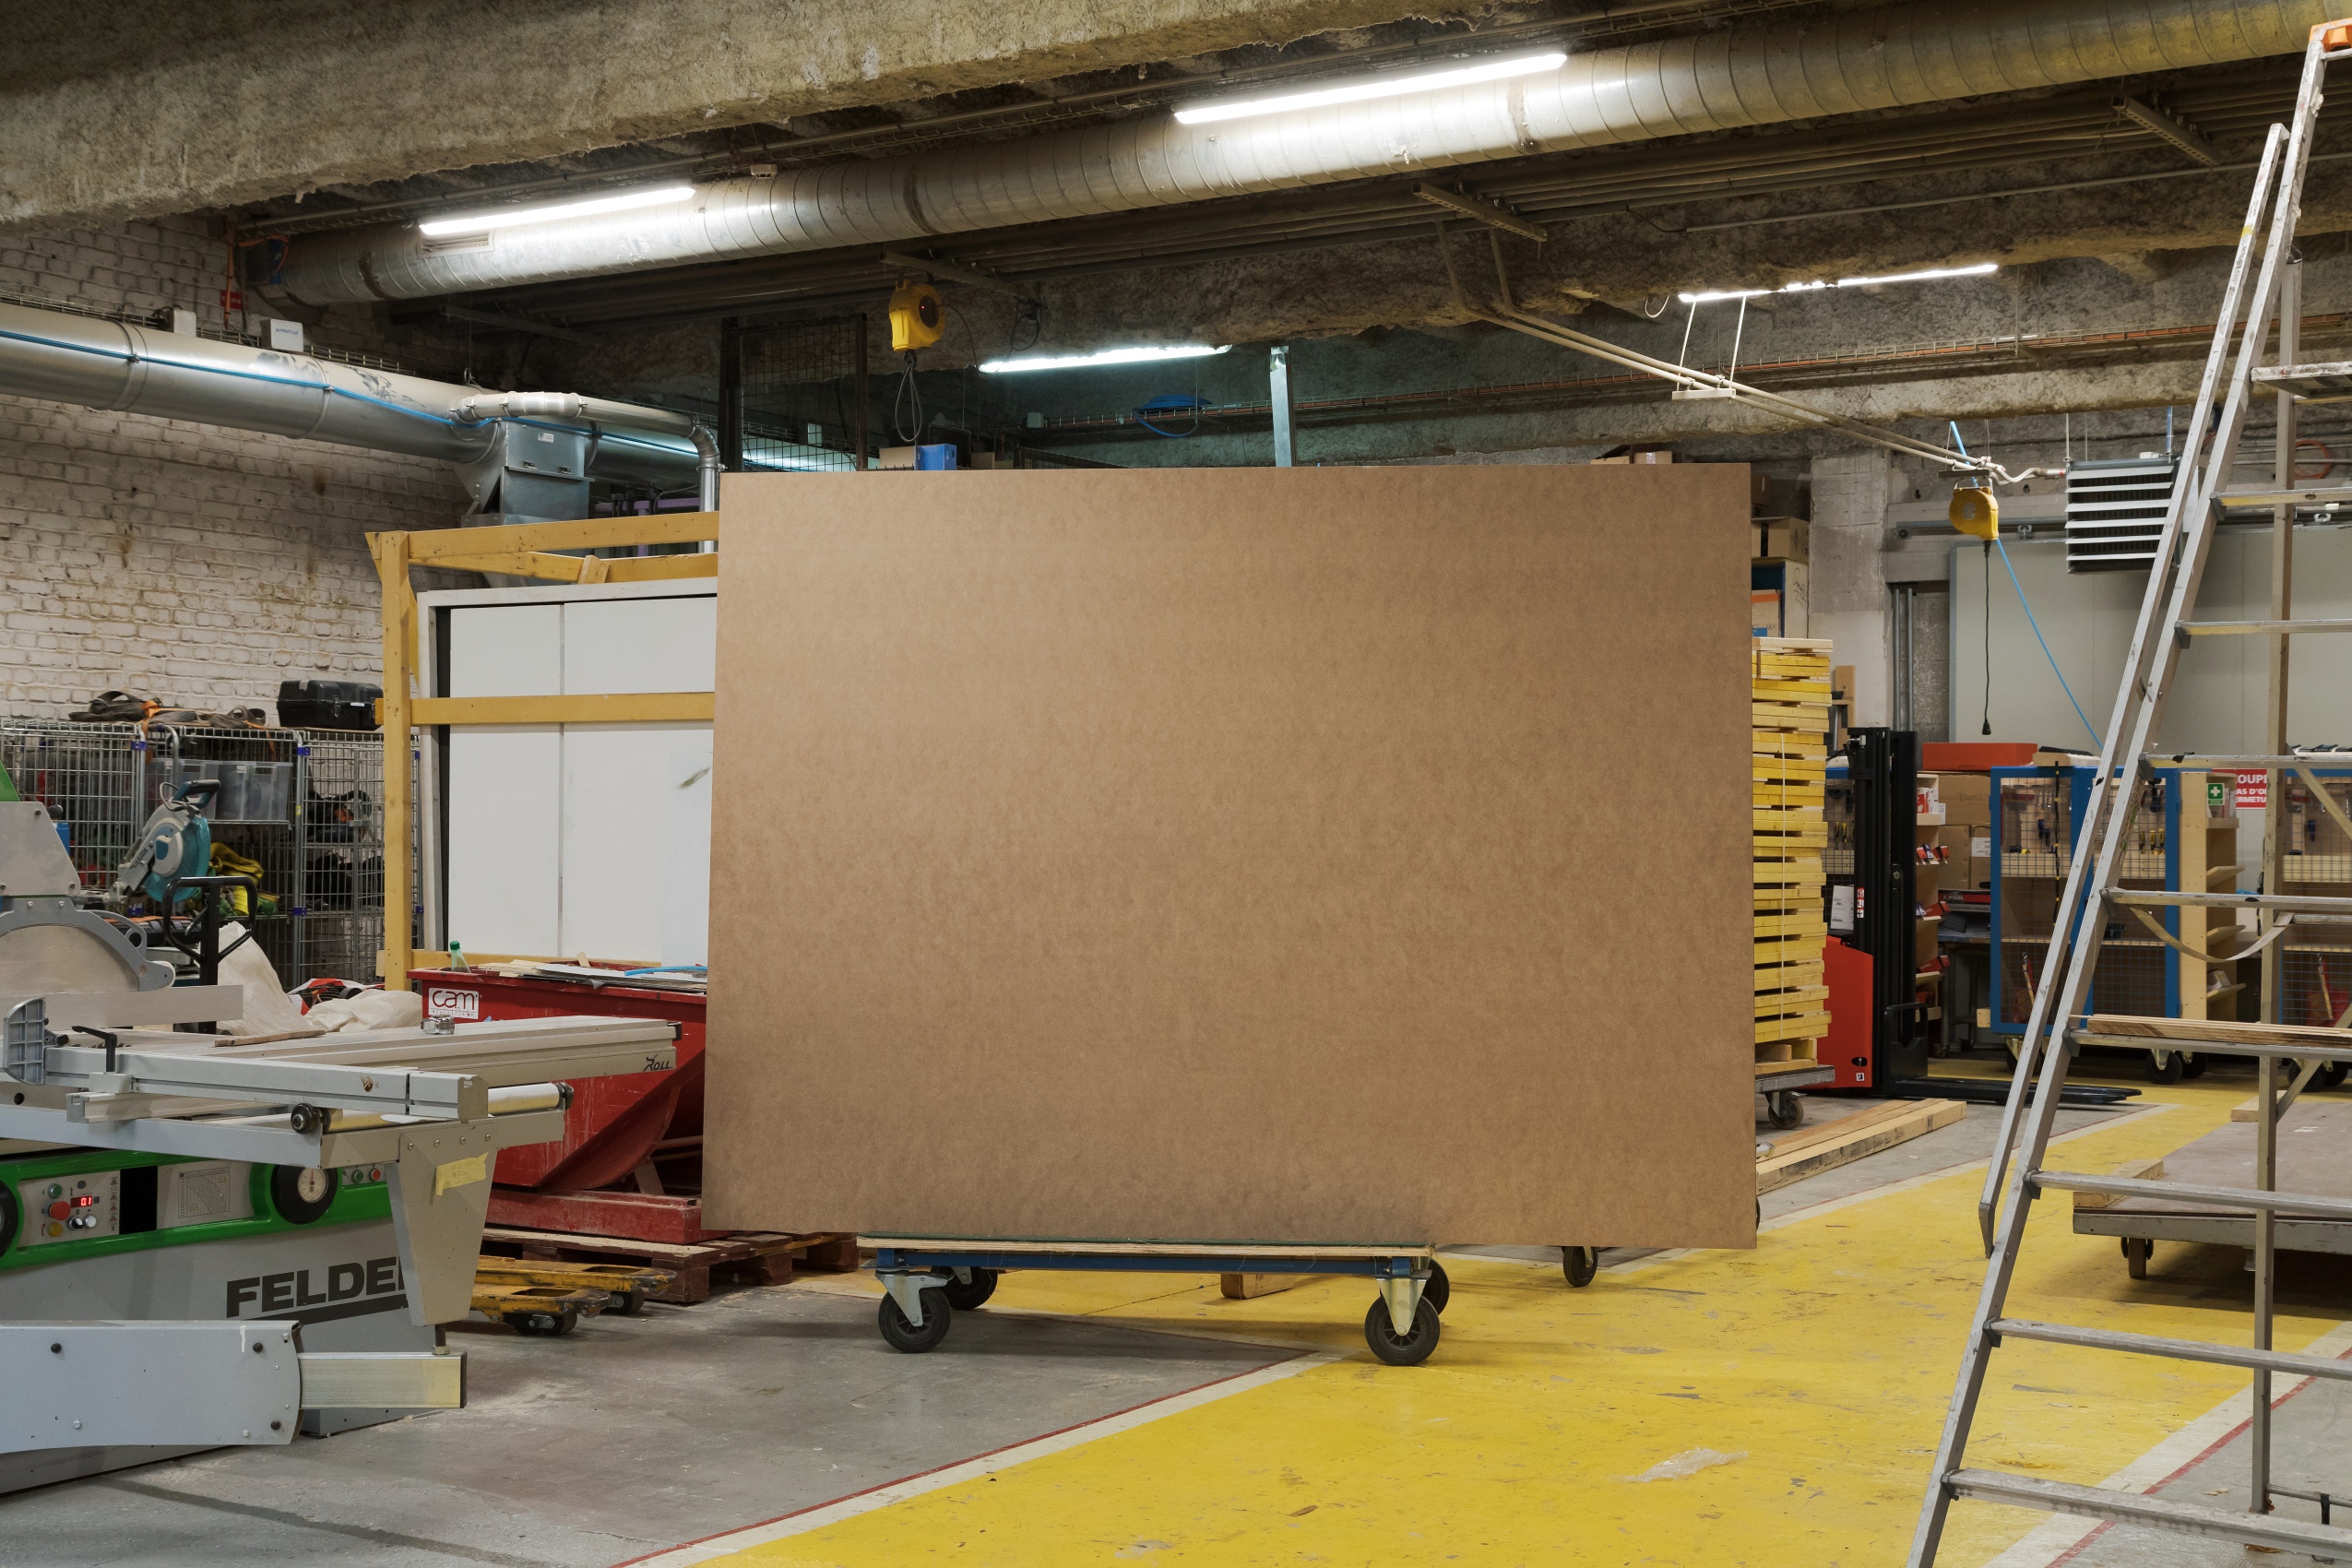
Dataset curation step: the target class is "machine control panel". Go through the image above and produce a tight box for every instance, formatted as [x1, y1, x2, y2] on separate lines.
[18, 1169, 121, 1245]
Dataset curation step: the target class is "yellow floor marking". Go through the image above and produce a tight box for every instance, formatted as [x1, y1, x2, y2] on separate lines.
[702, 1079, 2332, 1567]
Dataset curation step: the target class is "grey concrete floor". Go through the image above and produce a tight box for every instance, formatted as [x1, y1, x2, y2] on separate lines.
[2, 1283, 1286, 1567]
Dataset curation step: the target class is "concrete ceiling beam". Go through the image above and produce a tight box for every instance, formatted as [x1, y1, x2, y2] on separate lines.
[0, 0, 1455, 232]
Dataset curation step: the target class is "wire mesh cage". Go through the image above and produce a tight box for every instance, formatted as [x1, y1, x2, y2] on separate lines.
[0, 718, 386, 989]
[731, 315, 867, 473]
[2281, 942, 2352, 1029]
[2280, 773, 2352, 884]
[1823, 776, 1855, 878]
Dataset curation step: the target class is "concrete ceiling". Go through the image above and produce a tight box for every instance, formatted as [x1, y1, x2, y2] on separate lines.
[15, 0, 2343, 435]
[0, 0, 1480, 230]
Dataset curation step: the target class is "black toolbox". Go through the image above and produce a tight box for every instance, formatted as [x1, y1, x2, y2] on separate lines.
[277, 679, 381, 731]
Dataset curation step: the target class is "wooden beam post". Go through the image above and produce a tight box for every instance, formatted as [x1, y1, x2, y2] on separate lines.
[371, 530, 416, 991]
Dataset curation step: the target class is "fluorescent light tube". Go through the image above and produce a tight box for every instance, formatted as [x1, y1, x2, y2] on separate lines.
[1835, 262, 1999, 288]
[979, 345, 1230, 374]
[1173, 51, 1567, 126]
[419, 185, 696, 237]
[1677, 263, 1996, 304]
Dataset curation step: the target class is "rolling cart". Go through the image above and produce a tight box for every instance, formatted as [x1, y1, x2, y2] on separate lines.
[864, 1238, 1450, 1365]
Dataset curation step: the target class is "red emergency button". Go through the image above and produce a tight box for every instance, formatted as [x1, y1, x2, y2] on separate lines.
[46, 1201, 68, 1221]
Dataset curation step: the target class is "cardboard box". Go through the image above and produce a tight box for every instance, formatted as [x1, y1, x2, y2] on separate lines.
[1749, 562, 1808, 636]
[1754, 517, 1809, 563]
[1750, 474, 1808, 517]
[1934, 825, 1976, 892]
[1917, 915, 1942, 967]
[1936, 772, 1992, 830]
[1831, 664, 1853, 702]
[1967, 829, 1991, 890]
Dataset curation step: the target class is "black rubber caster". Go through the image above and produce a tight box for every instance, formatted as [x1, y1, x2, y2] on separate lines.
[1421, 1261, 1450, 1316]
[940, 1268, 999, 1312]
[1363, 1297, 1441, 1366]
[607, 1288, 647, 1316]
[2180, 1053, 2208, 1080]
[1765, 1089, 1803, 1130]
[878, 1288, 952, 1352]
[1562, 1246, 1599, 1289]
[506, 1309, 577, 1336]
[2147, 1051, 2182, 1085]
[2319, 1062, 2348, 1090]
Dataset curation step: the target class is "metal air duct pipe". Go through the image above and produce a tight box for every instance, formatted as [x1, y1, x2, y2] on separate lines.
[278, 0, 2330, 306]
[0, 300, 712, 510]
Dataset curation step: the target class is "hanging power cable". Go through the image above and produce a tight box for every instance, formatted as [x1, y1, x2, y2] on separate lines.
[1946, 422, 2103, 750]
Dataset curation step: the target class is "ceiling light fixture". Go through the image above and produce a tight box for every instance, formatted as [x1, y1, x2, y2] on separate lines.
[1677, 262, 1996, 304]
[1173, 51, 1568, 126]
[419, 185, 697, 237]
[979, 345, 1230, 374]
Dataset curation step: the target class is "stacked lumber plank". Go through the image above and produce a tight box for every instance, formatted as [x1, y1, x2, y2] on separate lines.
[1755, 1099, 1965, 1194]
[1752, 636, 1834, 1073]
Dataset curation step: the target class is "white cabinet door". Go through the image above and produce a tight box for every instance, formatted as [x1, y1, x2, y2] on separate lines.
[444, 606, 563, 957]
[438, 589, 717, 964]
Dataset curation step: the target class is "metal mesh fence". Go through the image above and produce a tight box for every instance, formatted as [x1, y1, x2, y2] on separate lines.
[2281, 774, 2352, 884]
[1823, 777, 1854, 879]
[2281, 944, 2352, 1028]
[739, 316, 864, 472]
[0, 719, 385, 989]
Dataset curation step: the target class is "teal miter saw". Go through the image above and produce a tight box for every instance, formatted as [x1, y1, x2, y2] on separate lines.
[112, 779, 218, 909]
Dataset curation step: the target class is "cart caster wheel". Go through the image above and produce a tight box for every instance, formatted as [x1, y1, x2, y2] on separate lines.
[2146, 1051, 2182, 1085]
[506, 1309, 576, 1336]
[2120, 1237, 2153, 1279]
[1562, 1246, 1599, 1289]
[941, 1268, 999, 1313]
[1421, 1261, 1450, 1316]
[2181, 1053, 2208, 1080]
[1364, 1297, 1441, 1366]
[2320, 1062, 2348, 1091]
[608, 1288, 647, 1316]
[878, 1288, 952, 1353]
[1765, 1089, 1803, 1130]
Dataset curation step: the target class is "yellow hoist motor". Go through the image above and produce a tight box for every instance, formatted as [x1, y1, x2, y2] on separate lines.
[888, 279, 943, 352]
[1949, 484, 2000, 541]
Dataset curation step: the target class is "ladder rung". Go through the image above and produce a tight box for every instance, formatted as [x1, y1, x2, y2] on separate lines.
[2211, 481, 2352, 506]
[1946, 1470, 2352, 1554]
[2031, 1170, 2352, 1220]
[2071, 1029, 2352, 1063]
[2180, 618, 2352, 635]
[2107, 889, 2352, 913]
[1989, 1317, 2352, 1382]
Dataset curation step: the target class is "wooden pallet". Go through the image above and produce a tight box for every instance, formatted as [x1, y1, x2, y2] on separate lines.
[1753, 636, 1834, 1075]
[480, 1226, 859, 1305]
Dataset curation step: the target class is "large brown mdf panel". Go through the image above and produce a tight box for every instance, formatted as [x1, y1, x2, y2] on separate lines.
[705, 465, 1753, 1247]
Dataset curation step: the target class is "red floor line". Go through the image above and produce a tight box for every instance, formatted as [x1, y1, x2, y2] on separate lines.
[2042, 1341, 2351, 1566]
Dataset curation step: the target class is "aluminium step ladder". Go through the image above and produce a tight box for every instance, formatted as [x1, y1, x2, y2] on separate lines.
[1913, 20, 2352, 1565]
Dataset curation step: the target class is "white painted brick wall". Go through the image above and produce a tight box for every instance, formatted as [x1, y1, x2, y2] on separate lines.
[0, 216, 469, 716]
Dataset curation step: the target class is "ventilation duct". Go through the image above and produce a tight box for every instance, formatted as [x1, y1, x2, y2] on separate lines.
[276, 0, 2329, 307]
[0, 301, 714, 513]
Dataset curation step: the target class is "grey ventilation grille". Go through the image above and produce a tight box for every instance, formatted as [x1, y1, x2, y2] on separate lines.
[2064, 455, 2178, 573]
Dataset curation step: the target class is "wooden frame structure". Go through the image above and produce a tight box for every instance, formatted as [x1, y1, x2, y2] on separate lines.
[368, 511, 721, 988]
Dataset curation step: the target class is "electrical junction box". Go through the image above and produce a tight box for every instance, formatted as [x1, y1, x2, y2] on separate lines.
[258, 317, 304, 353]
